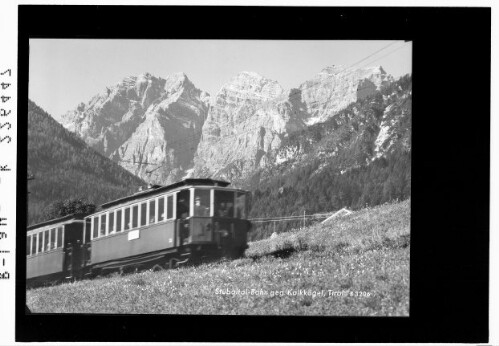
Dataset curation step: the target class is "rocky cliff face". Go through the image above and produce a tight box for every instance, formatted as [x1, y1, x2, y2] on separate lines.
[299, 65, 394, 125]
[62, 73, 165, 154]
[61, 66, 405, 186]
[193, 66, 394, 182]
[192, 71, 307, 181]
[262, 74, 412, 185]
[61, 72, 209, 184]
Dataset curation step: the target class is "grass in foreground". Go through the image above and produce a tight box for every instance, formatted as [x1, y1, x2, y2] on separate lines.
[27, 199, 410, 315]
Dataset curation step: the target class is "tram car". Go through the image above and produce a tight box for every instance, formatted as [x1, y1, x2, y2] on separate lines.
[26, 179, 252, 286]
[26, 213, 88, 287]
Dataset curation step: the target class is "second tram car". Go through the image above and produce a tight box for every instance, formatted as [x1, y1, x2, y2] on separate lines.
[26, 213, 88, 286]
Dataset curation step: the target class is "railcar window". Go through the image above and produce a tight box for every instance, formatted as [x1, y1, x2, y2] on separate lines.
[194, 189, 211, 217]
[57, 227, 63, 248]
[117, 209, 122, 232]
[37, 232, 43, 253]
[109, 211, 115, 233]
[100, 214, 107, 236]
[27, 235, 31, 256]
[45, 229, 50, 251]
[214, 190, 235, 218]
[43, 230, 49, 252]
[158, 197, 165, 221]
[167, 195, 173, 219]
[177, 190, 190, 219]
[124, 207, 131, 230]
[32, 234, 37, 254]
[140, 202, 147, 226]
[149, 199, 156, 224]
[236, 192, 247, 219]
[93, 216, 99, 239]
[132, 204, 139, 228]
[50, 228, 56, 250]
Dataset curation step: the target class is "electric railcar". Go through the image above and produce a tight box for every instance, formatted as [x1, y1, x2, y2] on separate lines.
[26, 213, 88, 287]
[26, 179, 252, 286]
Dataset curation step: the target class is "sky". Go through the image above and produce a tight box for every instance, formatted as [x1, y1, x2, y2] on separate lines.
[29, 39, 412, 119]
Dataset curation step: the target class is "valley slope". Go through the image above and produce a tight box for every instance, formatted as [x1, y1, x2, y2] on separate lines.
[27, 100, 145, 225]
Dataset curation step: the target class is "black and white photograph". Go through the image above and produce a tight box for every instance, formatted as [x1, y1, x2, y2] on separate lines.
[7, 4, 492, 344]
[25, 38, 412, 316]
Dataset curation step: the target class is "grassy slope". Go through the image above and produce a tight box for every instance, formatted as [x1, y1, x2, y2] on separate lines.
[27, 199, 410, 316]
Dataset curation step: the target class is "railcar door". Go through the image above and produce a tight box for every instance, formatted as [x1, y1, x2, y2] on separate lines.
[177, 189, 191, 246]
[64, 240, 83, 279]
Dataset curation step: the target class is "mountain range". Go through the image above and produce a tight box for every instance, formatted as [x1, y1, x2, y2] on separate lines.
[60, 65, 397, 186]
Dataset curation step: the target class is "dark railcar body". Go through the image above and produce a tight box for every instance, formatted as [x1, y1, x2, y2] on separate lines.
[26, 214, 87, 286]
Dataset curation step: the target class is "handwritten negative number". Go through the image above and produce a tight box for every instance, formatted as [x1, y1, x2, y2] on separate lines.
[1, 68, 12, 145]
[0, 136, 11, 144]
[0, 122, 11, 130]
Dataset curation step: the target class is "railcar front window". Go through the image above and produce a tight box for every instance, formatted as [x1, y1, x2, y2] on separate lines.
[37, 232, 43, 253]
[132, 205, 139, 228]
[109, 211, 115, 233]
[93, 216, 98, 238]
[236, 192, 247, 218]
[140, 202, 147, 226]
[92, 216, 99, 239]
[32, 234, 38, 254]
[194, 189, 211, 217]
[214, 190, 235, 218]
[124, 208, 131, 230]
[149, 199, 156, 224]
[100, 214, 107, 236]
[117, 209, 122, 232]
[57, 227, 63, 248]
[43, 230, 49, 252]
[50, 228, 56, 250]
[167, 195, 173, 219]
[177, 190, 190, 219]
[158, 197, 165, 221]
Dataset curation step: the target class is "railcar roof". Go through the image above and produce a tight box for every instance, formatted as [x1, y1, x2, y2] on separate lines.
[100, 178, 231, 210]
[27, 213, 87, 231]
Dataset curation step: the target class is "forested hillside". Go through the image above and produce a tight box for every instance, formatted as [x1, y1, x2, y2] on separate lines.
[27, 100, 145, 225]
[247, 76, 411, 240]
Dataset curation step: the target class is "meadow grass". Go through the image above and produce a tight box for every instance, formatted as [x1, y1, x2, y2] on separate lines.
[27, 199, 410, 315]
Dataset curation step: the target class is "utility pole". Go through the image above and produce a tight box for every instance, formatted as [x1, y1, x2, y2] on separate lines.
[303, 210, 305, 229]
[27, 174, 35, 223]
[27, 174, 35, 194]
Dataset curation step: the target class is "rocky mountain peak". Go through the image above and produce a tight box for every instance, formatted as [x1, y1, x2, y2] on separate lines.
[217, 71, 284, 104]
[120, 72, 164, 89]
[60, 71, 211, 184]
[317, 65, 387, 78]
[298, 65, 394, 125]
[193, 70, 305, 181]
[161, 72, 210, 104]
[164, 71, 188, 87]
[319, 64, 347, 75]
[237, 71, 266, 80]
[374, 65, 387, 74]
